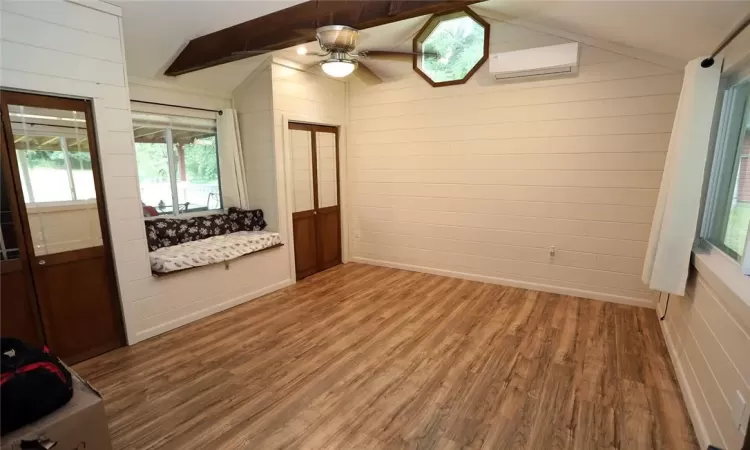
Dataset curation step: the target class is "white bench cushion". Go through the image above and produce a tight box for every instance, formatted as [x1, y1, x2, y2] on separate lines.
[150, 231, 282, 274]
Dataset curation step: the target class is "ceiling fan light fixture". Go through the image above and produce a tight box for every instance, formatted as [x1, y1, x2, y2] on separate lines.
[320, 59, 357, 78]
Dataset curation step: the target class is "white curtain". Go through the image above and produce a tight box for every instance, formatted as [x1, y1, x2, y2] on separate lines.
[642, 57, 722, 295]
[217, 108, 249, 209]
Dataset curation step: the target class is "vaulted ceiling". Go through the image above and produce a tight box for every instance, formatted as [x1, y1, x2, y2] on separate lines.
[479, 1, 750, 65]
[115, 0, 750, 96]
[115, 0, 306, 93]
[164, 1, 484, 76]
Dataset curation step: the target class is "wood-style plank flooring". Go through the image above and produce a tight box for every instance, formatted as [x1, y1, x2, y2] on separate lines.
[74, 263, 698, 450]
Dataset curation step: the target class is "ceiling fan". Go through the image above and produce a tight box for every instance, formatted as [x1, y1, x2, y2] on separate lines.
[235, 25, 437, 84]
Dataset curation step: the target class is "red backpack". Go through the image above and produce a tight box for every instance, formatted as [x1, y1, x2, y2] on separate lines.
[0, 338, 73, 435]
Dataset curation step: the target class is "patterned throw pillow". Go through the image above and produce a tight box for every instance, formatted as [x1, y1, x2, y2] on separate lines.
[145, 221, 162, 251]
[145, 219, 179, 250]
[145, 214, 236, 251]
[182, 214, 233, 242]
[205, 214, 234, 236]
[228, 207, 267, 231]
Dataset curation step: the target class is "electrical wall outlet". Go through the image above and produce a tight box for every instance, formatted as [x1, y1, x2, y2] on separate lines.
[549, 246, 556, 257]
[732, 390, 747, 432]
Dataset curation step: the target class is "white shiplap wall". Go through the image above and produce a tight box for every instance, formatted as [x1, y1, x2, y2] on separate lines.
[270, 61, 348, 275]
[129, 76, 232, 112]
[0, 2, 290, 343]
[234, 62, 280, 230]
[661, 260, 750, 450]
[348, 19, 682, 307]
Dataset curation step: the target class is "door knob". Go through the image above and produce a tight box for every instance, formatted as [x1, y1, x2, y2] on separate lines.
[38, 260, 46, 265]
[313, 211, 317, 215]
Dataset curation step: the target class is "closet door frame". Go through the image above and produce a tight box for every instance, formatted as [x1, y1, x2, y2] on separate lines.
[288, 122, 341, 280]
[0, 90, 126, 361]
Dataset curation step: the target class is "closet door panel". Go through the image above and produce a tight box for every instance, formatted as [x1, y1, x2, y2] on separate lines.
[314, 130, 340, 270]
[316, 207, 341, 270]
[315, 131, 338, 209]
[290, 128, 315, 213]
[293, 210, 318, 280]
[290, 125, 318, 279]
[1, 91, 124, 364]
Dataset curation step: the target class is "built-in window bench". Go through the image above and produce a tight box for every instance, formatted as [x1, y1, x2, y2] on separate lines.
[150, 231, 282, 275]
[145, 208, 280, 275]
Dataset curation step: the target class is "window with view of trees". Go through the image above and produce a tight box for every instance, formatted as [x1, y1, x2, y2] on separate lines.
[705, 80, 750, 274]
[13, 136, 96, 204]
[132, 112, 221, 217]
[10, 101, 96, 205]
[413, 9, 489, 87]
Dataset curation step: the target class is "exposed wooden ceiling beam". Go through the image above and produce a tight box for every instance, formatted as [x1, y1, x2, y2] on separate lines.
[165, 0, 484, 76]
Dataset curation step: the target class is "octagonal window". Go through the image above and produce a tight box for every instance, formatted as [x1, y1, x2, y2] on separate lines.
[414, 9, 489, 86]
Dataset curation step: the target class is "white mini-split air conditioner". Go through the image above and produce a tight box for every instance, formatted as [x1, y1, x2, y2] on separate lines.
[489, 42, 580, 80]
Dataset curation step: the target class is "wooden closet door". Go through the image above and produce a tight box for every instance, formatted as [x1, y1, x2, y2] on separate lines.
[289, 123, 341, 280]
[314, 130, 341, 271]
[1, 91, 124, 364]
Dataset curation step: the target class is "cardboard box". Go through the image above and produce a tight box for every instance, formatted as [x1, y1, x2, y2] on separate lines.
[1, 369, 112, 450]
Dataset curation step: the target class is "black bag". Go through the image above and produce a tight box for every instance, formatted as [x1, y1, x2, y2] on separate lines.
[0, 338, 73, 435]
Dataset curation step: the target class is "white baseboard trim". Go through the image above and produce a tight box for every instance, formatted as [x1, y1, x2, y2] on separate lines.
[351, 257, 656, 309]
[659, 316, 710, 449]
[133, 278, 293, 343]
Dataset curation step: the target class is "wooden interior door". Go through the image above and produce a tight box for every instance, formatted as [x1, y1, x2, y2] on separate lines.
[289, 123, 341, 280]
[1, 91, 125, 364]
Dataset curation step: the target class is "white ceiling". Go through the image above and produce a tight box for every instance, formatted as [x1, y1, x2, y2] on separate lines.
[116, 0, 750, 96]
[476, 0, 750, 64]
[114, 0, 306, 93]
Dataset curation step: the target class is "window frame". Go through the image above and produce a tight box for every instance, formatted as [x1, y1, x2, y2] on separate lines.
[131, 110, 223, 219]
[412, 7, 490, 87]
[701, 76, 750, 275]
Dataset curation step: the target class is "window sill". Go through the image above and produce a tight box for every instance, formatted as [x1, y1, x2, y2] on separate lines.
[692, 243, 750, 311]
[143, 209, 224, 221]
[26, 200, 97, 213]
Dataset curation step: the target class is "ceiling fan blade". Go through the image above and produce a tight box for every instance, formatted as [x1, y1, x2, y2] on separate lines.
[359, 50, 438, 62]
[354, 62, 382, 85]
